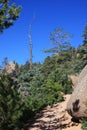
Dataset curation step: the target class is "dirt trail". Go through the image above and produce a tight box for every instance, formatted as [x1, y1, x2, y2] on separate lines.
[26, 95, 81, 130]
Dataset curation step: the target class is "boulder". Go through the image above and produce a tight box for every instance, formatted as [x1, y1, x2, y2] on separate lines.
[69, 75, 78, 88]
[67, 65, 87, 119]
[4, 61, 16, 74]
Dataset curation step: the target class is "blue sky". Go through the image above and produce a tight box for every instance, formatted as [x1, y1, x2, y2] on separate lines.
[0, 0, 87, 64]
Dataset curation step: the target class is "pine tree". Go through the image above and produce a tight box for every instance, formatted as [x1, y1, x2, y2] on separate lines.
[0, 73, 24, 130]
[78, 24, 87, 67]
[44, 27, 73, 55]
[82, 24, 87, 43]
[0, 0, 21, 33]
[74, 24, 87, 72]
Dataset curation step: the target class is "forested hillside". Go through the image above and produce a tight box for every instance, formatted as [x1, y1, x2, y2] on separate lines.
[0, 24, 87, 130]
[0, 1, 87, 130]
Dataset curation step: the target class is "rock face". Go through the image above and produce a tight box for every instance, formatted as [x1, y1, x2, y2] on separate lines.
[69, 75, 78, 88]
[67, 65, 87, 119]
[4, 61, 16, 74]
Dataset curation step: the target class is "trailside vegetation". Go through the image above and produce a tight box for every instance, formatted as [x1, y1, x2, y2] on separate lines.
[0, 15, 87, 129]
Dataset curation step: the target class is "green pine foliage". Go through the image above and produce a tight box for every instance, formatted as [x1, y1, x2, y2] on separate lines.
[16, 60, 72, 117]
[44, 27, 73, 54]
[42, 79, 64, 105]
[47, 68, 72, 94]
[80, 119, 87, 130]
[0, 0, 21, 33]
[17, 65, 64, 110]
[0, 74, 24, 130]
[0, 24, 87, 129]
[73, 24, 87, 73]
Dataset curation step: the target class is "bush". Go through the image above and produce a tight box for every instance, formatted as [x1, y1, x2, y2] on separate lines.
[47, 68, 72, 94]
[41, 79, 64, 105]
[0, 74, 24, 130]
[80, 119, 87, 130]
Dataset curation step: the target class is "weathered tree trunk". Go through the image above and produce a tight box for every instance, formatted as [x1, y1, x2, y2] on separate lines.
[28, 16, 34, 69]
[28, 30, 32, 69]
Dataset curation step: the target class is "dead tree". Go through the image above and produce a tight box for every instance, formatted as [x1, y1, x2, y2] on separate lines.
[28, 16, 35, 69]
[28, 24, 32, 69]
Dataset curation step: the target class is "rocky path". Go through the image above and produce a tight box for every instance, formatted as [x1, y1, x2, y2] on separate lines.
[26, 95, 81, 130]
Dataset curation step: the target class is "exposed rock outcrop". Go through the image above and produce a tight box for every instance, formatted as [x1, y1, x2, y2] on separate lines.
[4, 61, 16, 74]
[67, 65, 87, 119]
[69, 75, 78, 88]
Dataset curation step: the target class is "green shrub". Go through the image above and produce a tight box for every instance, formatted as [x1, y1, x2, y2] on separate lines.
[81, 119, 87, 130]
[47, 69, 73, 94]
[42, 79, 64, 105]
[0, 74, 24, 130]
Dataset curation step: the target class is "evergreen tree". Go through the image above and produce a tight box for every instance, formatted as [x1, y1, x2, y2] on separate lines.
[79, 24, 87, 54]
[0, 0, 21, 33]
[0, 73, 24, 130]
[44, 27, 73, 55]
[76, 24, 87, 71]
[82, 24, 87, 43]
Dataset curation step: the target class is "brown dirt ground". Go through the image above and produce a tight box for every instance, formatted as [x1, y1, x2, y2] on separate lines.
[26, 95, 82, 130]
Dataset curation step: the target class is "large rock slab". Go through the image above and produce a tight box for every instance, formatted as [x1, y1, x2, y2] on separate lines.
[69, 75, 78, 88]
[67, 65, 87, 119]
[4, 61, 16, 74]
